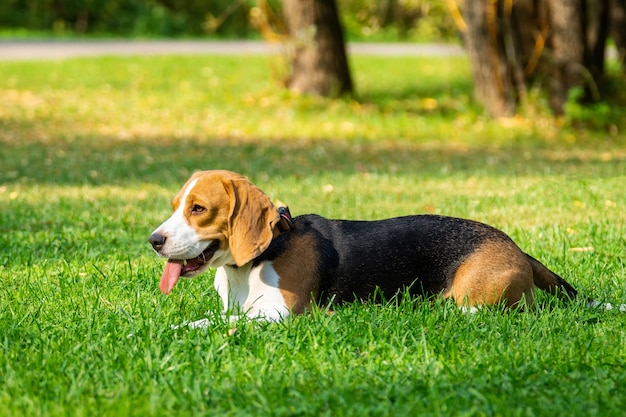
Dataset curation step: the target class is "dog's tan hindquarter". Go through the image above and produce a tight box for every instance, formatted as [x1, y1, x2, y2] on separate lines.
[443, 239, 536, 308]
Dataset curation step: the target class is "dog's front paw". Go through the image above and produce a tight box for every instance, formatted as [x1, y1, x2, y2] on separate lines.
[170, 317, 213, 330]
[170, 312, 243, 330]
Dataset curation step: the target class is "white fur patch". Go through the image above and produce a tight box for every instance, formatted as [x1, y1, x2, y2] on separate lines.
[171, 262, 289, 329]
[214, 262, 289, 322]
[587, 300, 626, 312]
[460, 306, 480, 314]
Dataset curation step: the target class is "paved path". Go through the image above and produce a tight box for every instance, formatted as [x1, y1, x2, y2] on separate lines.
[0, 39, 464, 60]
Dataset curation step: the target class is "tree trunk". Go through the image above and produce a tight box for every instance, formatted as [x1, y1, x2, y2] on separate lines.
[282, 0, 353, 96]
[461, 0, 611, 116]
[462, 0, 517, 117]
[586, 0, 610, 78]
[546, 0, 586, 114]
[610, 0, 626, 69]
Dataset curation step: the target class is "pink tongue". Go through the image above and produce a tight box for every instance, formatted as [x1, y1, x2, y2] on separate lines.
[159, 261, 183, 294]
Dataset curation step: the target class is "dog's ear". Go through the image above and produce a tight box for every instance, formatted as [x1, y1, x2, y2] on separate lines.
[223, 176, 280, 266]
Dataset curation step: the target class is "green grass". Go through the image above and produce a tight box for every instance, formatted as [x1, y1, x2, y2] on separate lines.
[1, 54, 626, 416]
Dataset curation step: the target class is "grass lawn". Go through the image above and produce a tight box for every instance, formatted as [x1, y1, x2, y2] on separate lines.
[1, 53, 625, 416]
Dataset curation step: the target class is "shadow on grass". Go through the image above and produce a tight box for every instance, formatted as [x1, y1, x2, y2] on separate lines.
[2, 133, 625, 186]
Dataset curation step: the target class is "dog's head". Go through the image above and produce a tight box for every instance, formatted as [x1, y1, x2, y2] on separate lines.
[149, 170, 280, 294]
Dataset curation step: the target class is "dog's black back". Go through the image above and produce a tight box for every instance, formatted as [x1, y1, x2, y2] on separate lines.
[258, 214, 519, 305]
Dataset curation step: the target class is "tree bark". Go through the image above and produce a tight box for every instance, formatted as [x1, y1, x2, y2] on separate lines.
[583, 0, 611, 104]
[462, 0, 517, 117]
[461, 0, 611, 116]
[282, 0, 353, 96]
[610, 0, 626, 69]
[546, 0, 586, 114]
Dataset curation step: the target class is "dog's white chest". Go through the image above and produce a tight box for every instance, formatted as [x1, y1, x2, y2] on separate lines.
[214, 262, 289, 321]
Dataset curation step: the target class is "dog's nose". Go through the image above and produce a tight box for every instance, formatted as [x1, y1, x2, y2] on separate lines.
[149, 232, 167, 251]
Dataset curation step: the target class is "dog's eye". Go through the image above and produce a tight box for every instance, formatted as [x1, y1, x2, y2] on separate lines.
[191, 204, 206, 215]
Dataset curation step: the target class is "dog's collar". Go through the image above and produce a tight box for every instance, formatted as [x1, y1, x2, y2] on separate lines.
[276, 205, 294, 233]
[272, 205, 294, 238]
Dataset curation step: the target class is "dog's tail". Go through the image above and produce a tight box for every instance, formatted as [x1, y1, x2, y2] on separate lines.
[526, 254, 578, 299]
[527, 253, 626, 311]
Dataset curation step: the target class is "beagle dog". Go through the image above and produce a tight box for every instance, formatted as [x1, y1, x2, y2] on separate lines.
[149, 170, 579, 322]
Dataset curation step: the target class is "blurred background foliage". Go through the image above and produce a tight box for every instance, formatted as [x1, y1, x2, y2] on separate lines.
[0, 0, 457, 41]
